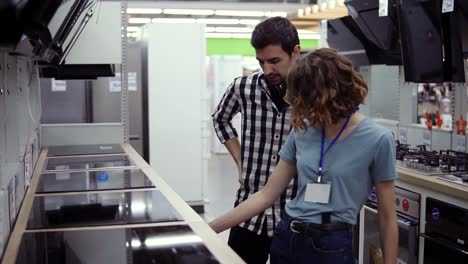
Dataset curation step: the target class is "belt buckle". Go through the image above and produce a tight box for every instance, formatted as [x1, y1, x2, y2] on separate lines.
[289, 220, 302, 233]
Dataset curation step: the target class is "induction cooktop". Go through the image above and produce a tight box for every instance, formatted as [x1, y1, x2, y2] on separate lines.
[37, 169, 154, 194]
[47, 144, 125, 157]
[27, 190, 183, 230]
[16, 225, 219, 264]
[44, 155, 137, 172]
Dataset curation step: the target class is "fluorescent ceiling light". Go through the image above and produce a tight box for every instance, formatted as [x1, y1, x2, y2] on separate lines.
[214, 27, 253, 33]
[239, 19, 261, 25]
[163, 9, 214, 15]
[127, 26, 140, 32]
[152, 18, 196, 23]
[129, 18, 151, 24]
[264, 11, 288, 17]
[299, 34, 320, 40]
[197, 18, 239, 25]
[297, 29, 318, 34]
[205, 27, 216, 32]
[205, 33, 252, 39]
[215, 10, 265, 17]
[144, 235, 202, 248]
[127, 8, 162, 14]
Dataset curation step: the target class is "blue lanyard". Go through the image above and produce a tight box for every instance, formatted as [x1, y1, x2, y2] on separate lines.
[317, 116, 352, 183]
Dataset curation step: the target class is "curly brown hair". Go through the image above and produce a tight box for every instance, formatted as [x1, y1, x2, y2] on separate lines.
[285, 48, 368, 130]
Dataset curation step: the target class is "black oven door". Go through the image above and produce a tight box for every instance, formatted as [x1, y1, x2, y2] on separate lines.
[421, 233, 468, 264]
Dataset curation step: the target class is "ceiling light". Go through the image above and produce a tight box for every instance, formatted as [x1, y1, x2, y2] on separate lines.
[230, 33, 253, 39]
[215, 10, 265, 17]
[197, 18, 240, 25]
[205, 33, 233, 38]
[312, 5, 320, 13]
[298, 9, 304, 17]
[163, 9, 214, 16]
[320, 3, 328, 11]
[127, 8, 162, 14]
[265, 11, 288, 18]
[214, 27, 253, 33]
[205, 33, 252, 39]
[239, 19, 261, 25]
[152, 18, 196, 24]
[129, 18, 152, 24]
[205, 27, 216, 32]
[299, 34, 320, 40]
[127, 26, 140, 32]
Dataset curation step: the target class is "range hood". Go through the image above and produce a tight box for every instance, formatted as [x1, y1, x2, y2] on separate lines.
[2, 1, 115, 79]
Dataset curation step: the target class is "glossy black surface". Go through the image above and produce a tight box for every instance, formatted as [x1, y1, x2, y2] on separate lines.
[47, 144, 125, 157]
[16, 225, 219, 264]
[37, 169, 154, 194]
[44, 155, 136, 172]
[27, 190, 183, 229]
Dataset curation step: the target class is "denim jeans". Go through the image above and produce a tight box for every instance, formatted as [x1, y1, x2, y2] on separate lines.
[270, 219, 355, 264]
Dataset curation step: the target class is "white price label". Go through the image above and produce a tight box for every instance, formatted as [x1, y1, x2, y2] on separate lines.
[442, 0, 454, 13]
[51, 79, 67, 92]
[128, 72, 137, 91]
[109, 73, 122, 93]
[379, 0, 388, 17]
[456, 135, 466, 152]
[422, 130, 432, 151]
[399, 127, 408, 144]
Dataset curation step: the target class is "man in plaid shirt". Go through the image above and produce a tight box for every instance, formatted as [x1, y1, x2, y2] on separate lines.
[212, 17, 300, 263]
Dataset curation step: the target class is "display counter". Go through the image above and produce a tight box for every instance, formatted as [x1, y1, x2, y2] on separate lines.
[1, 144, 244, 264]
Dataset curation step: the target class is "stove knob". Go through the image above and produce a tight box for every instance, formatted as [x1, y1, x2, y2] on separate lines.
[395, 198, 400, 207]
[402, 199, 409, 212]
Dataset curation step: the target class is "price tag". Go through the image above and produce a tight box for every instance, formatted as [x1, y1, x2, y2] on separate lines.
[128, 72, 137, 91]
[456, 135, 466, 152]
[442, 0, 454, 13]
[422, 130, 432, 151]
[109, 73, 121, 93]
[399, 127, 408, 144]
[51, 79, 67, 92]
[379, 0, 388, 17]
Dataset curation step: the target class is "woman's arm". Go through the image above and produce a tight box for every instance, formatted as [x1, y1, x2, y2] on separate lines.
[375, 180, 398, 264]
[209, 159, 296, 233]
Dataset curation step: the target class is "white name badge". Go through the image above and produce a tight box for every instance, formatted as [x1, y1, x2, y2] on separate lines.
[305, 183, 331, 204]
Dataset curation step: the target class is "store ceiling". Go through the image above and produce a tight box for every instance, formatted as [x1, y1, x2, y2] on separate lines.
[124, 0, 347, 39]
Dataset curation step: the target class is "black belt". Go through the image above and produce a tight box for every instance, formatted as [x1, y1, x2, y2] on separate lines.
[283, 213, 351, 235]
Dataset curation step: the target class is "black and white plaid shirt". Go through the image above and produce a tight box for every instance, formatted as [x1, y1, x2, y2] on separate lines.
[212, 73, 298, 236]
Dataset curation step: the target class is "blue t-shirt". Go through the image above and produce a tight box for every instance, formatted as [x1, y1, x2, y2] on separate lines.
[279, 118, 396, 224]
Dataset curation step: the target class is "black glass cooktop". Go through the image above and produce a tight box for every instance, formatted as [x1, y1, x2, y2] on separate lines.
[44, 155, 136, 172]
[27, 190, 183, 230]
[47, 144, 125, 157]
[37, 169, 154, 194]
[16, 225, 219, 264]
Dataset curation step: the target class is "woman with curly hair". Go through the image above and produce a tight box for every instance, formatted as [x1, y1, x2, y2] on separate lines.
[209, 48, 398, 264]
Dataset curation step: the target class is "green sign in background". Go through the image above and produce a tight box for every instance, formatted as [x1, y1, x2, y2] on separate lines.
[207, 38, 319, 56]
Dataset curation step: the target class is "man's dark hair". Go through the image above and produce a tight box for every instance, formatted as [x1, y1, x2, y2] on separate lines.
[251, 17, 299, 55]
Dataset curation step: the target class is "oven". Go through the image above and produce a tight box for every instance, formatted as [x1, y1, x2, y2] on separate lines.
[421, 197, 468, 263]
[359, 186, 420, 264]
